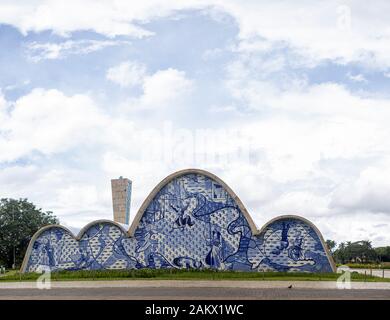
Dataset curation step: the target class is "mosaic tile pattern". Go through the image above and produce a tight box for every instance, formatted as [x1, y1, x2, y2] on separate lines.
[24, 173, 333, 273]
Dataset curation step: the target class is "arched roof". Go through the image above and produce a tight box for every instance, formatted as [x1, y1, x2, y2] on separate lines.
[258, 214, 336, 272]
[20, 220, 127, 272]
[127, 168, 259, 236]
[21, 169, 336, 272]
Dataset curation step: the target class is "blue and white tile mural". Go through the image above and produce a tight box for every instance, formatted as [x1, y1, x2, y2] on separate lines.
[23, 172, 334, 273]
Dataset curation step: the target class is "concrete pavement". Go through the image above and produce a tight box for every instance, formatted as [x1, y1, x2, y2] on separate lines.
[0, 286, 389, 300]
[1, 279, 390, 289]
[0, 280, 389, 300]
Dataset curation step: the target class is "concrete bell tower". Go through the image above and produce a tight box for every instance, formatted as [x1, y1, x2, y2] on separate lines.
[111, 176, 132, 225]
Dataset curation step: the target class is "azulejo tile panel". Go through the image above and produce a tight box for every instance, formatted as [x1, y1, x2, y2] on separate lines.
[24, 172, 334, 273]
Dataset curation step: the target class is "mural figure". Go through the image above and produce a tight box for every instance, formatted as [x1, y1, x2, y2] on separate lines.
[288, 231, 304, 261]
[22, 170, 335, 273]
[206, 228, 224, 268]
[272, 222, 290, 255]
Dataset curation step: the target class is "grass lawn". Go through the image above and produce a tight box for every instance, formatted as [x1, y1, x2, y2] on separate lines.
[1, 268, 389, 282]
[337, 263, 390, 269]
[0, 269, 18, 277]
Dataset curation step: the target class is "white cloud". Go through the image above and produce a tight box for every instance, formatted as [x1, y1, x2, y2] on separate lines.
[0, 0, 201, 37]
[316, 213, 390, 246]
[347, 72, 367, 83]
[0, 88, 106, 162]
[106, 61, 146, 88]
[217, 57, 390, 246]
[0, 92, 8, 123]
[331, 158, 390, 214]
[0, 67, 193, 163]
[2, 1, 390, 69]
[102, 152, 170, 215]
[4, 80, 31, 92]
[0, 164, 112, 228]
[261, 191, 331, 219]
[56, 185, 99, 211]
[106, 62, 193, 108]
[138, 68, 193, 109]
[225, 56, 390, 125]
[25, 39, 131, 61]
[218, 1, 390, 69]
[0, 0, 154, 38]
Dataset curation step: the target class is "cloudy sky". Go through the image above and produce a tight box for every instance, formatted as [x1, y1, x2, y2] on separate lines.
[1, 1, 390, 246]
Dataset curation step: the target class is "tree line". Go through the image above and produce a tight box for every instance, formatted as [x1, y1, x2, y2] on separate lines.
[326, 239, 390, 264]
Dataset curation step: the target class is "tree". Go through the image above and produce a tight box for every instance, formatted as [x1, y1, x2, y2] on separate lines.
[0, 198, 58, 268]
[334, 242, 346, 263]
[375, 247, 390, 262]
[326, 239, 337, 254]
[333, 240, 378, 264]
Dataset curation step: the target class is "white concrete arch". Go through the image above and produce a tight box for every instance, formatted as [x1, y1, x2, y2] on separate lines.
[127, 168, 259, 236]
[258, 215, 336, 272]
[20, 219, 128, 272]
[21, 169, 336, 273]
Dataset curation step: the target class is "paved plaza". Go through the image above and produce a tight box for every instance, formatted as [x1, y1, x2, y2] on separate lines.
[0, 280, 389, 300]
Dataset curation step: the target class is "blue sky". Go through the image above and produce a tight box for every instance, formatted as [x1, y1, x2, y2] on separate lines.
[1, 1, 390, 246]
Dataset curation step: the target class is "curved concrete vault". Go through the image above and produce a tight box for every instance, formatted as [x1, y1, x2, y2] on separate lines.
[21, 169, 336, 273]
